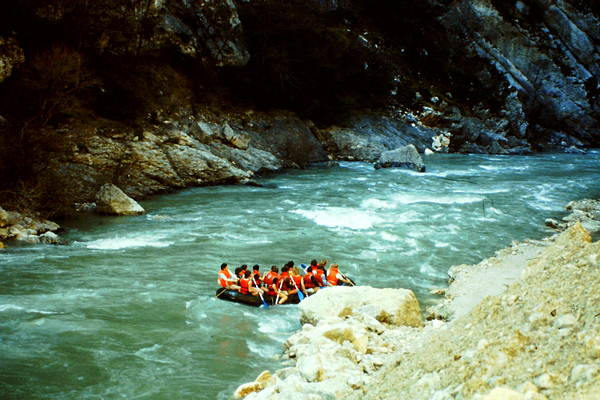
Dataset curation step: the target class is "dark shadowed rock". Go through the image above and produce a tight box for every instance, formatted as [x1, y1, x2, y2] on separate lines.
[0, 36, 25, 83]
[374, 144, 425, 172]
[317, 114, 439, 162]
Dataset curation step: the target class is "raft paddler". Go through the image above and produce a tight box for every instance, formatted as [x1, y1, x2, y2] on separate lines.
[263, 266, 279, 286]
[239, 270, 265, 296]
[217, 263, 240, 290]
[302, 266, 319, 294]
[327, 263, 353, 286]
[314, 265, 327, 287]
[252, 264, 262, 286]
[269, 277, 288, 304]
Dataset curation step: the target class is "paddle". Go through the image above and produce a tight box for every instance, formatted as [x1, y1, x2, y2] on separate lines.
[216, 287, 228, 298]
[274, 278, 284, 305]
[252, 277, 269, 308]
[291, 276, 305, 301]
[341, 272, 355, 286]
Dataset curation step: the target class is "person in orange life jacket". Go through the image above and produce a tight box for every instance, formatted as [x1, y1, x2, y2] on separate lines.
[263, 266, 279, 286]
[218, 263, 240, 290]
[314, 265, 327, 287]
[269, 277, 288, 304]
[291, 266, 305, 296]
[319, 259, 328, 275]
[252, 264, 262, 287]
[238, 264, 249, 279]
[249, 270, 265, 296]
[327, 263, 352, 286]
[239, 270, 264, 296]
[282, 277, 298, 295]
[279, 265, 290, 281]
[301, 266, 320, 294]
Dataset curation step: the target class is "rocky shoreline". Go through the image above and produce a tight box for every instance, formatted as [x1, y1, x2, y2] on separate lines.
[232, 200, 600, 400]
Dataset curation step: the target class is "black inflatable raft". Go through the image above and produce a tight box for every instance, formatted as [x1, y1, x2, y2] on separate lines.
[215, 288, 304, 306]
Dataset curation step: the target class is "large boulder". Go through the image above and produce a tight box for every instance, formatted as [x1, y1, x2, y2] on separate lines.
[374, 144, 426, 172]
[95, 183, 145, 216]
[299, 286, 422, 328]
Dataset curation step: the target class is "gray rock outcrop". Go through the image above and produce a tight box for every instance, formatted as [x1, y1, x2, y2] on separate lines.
[374, 144, 426, 172]
[95, 183, 145, 216]
[317, 113, 439, 162]
[439, 0, 600, 146]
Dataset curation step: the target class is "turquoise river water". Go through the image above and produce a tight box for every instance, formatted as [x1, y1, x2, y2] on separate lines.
[1, 152, 599, 399]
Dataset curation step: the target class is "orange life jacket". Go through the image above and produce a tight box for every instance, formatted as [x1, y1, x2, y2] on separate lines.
[327, 267, 339, 286]
[263, 271, 278, 286]
[314, 269, 325, 286]
[239, 278, 250, 294]
[292, 275, 302, 288]
[218, 269, 232, 287]
[266, 283, 277, 296]
[303, 272, 315, 288]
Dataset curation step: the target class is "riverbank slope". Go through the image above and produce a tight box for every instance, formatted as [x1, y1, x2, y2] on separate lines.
[235, 219, 599, 399]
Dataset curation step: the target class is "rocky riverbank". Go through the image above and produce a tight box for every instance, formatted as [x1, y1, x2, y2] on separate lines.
[233, 204, 600, 399]
[1, 0, 598, 226]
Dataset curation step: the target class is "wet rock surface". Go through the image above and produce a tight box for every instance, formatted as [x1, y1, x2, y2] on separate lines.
[545, 198, 600, 234]
[374, 144, 426, 172]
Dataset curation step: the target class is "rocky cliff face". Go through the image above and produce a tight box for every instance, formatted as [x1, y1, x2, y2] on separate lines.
[439, 0, 599, 151]
[0, 0, 597, 217]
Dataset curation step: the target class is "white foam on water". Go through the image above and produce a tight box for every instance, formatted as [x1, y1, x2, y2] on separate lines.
[292, 208, 382, 230]
[257, 317, 296, 336]
[391, 193, 483, 205]
[453, 188, 510, 195]
[246, 340, 279, 358]
[361, 198, 396, 209]
[282, 199, 297, 205]
[0, 304, 24, 312]
[84, 234, 173, 250]
[479, 164, 530, 171]
[134, 344, 174, 364]
[0, 304, 58, 315]
[380, 232, 400, 242]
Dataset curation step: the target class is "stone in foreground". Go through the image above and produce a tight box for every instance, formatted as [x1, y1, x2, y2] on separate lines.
[95, 184, 145, 216]
[374, 144, 425, 172]
[299, 286, 422, 327]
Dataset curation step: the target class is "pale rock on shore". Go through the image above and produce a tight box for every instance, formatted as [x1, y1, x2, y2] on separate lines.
[95, 183, 145, 216]
[0, 205, 61, 246]
[235, 286, 426, 399]
[349, 223, 599, 400]
[234, 220, 599, 400]
[545, 199, 600, 234]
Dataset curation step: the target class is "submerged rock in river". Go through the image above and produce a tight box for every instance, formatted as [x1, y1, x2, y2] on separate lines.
[374, 144, 426, 172]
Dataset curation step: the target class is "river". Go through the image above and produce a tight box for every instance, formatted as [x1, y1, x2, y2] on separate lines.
[1, 152, 599, 399]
